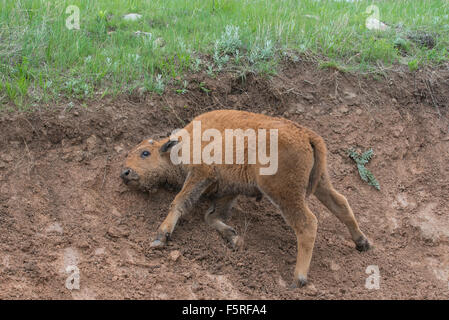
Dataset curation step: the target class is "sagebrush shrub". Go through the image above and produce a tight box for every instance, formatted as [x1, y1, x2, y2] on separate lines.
[348, 148, 380, 190]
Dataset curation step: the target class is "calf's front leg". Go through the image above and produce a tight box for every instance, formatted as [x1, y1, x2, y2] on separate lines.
[150, 171, 214, 248]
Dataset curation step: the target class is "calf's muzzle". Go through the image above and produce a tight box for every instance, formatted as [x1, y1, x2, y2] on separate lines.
[120, 167, 139, 184]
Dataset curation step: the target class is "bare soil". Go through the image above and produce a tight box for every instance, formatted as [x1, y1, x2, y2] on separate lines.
[0, 60, 448, 299]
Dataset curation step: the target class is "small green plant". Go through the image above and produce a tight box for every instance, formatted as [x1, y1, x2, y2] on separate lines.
[206, 64, 216, 77]
[190, 58, 203, 72]
[394, 37, 411, 54]
[154, 74, 165, 93]
[3, 81, 18, 102]
[63, 79, 92, 99]
[175, 80, 188, 94]
[214, 25, 242, 56]
[408, 58, 419, 72]
[143, 74, 165, 95]
[213, 51, 230, 70]
[97, 10, 108, 21]
[199, 82, 211, 94]
[213, 25, 242, 69]
[249, 40, 275, 64]
[319, 60, 346, 72]
[348, 148, 380, 191]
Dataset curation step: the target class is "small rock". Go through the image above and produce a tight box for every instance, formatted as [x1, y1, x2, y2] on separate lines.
[169, 250, 181, 262]
[366, 18, 389, 31]
[45, 222, 63, 234]
[305, 283, 318, 296]
[86, 135, 98, 151]
[330, 261, 341, 271]
[303, 93, 314, 102]
[1, 154, 13, 162]
[79, 241, 90, 249]
[342, 239, 354, 248]
[123, 13, 142, 21]
[94, 247, 106, 255]
[134, 31, 152, 37]
[289, 103, 305, 114]
[338, 105, 349, 114]
[10, 141, 20, 148]
[343, 90, 357, 101]
[0, 161, 6, 169]
[355, 108, 362, 115]
[191, 281, 202, 292]
[277, 276, 287, 288]
[114, 145, 124, 153]
[392, 126, 404, 138]
[107, 226, 129, 238]
[111, 207, 122, 217]
[61, 139, 71, 148]
[392, 98, 398, 104]
[75, 151, 85, 162]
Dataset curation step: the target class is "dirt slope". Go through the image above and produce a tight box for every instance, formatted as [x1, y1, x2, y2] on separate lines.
[0, 60, 448, 299]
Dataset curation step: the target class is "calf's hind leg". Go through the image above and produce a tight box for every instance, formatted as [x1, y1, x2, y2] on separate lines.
[280, 199, 318, 288]
[204, 195, 242, 248]
[260, 182, 317, 287]
[314, 172, 371, 251]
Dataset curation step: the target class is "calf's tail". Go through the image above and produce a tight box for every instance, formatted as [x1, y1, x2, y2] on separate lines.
[307, 133, 327, 196]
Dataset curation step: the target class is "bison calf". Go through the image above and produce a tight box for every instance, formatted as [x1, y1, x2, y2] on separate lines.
[121, 109, 371, 288]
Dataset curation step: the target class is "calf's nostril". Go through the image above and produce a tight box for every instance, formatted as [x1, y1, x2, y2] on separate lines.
[121, 168, 131, 179]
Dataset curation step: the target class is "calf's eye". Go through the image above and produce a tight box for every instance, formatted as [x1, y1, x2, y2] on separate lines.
[140, 150, 151, 158]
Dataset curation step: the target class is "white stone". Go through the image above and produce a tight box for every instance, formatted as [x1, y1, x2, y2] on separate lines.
[366, 18, 389, 31]
[123, 13, 142, 21]
[45, 222, 63, 234]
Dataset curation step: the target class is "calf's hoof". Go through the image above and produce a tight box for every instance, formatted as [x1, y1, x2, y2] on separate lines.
[150, 232, 169, 249]
[222, 228, 243, 250]
[150, 239, 165, 249]
[230, 235, 244, 250]
[290, 276, 308, 289]
[355, 236, 371, 252]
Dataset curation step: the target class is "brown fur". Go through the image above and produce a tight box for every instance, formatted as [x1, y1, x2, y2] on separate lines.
[121, 110, 371, 288]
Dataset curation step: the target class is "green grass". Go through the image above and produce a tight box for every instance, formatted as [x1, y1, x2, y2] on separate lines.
[0, 0, 448, 109]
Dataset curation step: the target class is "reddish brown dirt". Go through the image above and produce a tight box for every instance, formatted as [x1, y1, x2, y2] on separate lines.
[0, 60, 448, 299]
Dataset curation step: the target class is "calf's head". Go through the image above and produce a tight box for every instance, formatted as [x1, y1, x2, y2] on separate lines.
[120, 138, 179, 192]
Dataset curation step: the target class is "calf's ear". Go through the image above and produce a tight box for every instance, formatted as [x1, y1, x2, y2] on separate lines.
[159, 139, 179, 154]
